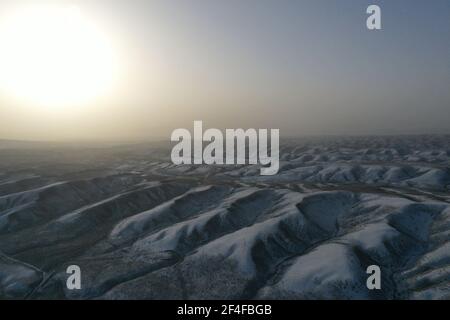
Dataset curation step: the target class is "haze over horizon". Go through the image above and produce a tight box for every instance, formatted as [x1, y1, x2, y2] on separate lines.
[0, 0, 449, 141]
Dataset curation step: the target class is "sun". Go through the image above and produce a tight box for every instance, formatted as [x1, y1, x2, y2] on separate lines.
[0, 5, 118, 109]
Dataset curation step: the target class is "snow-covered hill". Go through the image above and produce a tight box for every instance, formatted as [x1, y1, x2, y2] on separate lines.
[0, 136, 449, 299]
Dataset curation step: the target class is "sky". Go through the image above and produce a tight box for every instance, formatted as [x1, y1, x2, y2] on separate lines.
[0, 0, 449, 141]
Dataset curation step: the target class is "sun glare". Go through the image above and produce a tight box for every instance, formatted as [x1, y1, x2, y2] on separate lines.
[0, 5, 118, 109]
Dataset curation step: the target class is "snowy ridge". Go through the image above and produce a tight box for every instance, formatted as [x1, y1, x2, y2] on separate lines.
[0, 135, 448, 299]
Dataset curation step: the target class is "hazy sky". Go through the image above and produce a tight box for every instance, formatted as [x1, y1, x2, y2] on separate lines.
[0, 0, 449, 141]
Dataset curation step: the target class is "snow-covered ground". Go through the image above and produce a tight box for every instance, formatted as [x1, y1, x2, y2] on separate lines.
[0, 136, 449, 299]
